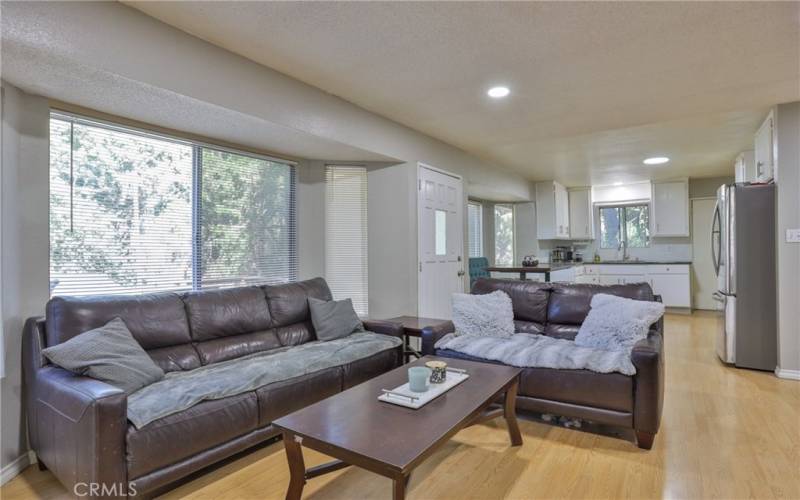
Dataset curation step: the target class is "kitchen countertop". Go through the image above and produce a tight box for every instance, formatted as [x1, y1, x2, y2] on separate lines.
[548, 261, 691, 270]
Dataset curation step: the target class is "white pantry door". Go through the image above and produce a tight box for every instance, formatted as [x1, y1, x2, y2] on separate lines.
[418, 165, 464, 319]
[692, 198, 719, 310]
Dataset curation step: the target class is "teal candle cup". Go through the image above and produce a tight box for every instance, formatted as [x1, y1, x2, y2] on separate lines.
[408, 367, 432, 392]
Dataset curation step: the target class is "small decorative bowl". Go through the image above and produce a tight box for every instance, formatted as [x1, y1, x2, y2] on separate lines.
[425, 360, 448, 384]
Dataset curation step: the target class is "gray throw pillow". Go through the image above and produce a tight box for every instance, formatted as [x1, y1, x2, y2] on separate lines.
[451, 290, 515, 338]
[42, 317, 165, 394]
[575, 294, 665, 351]
[308, 297, 363, 341]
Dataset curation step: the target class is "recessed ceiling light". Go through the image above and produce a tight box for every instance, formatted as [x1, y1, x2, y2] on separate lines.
[487, 86, 510, 98]
[613, 182, 623, 186]
[643, 156, 670, 165]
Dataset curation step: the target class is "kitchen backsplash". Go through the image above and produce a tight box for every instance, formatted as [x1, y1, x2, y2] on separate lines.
[528, 238, 692, 263]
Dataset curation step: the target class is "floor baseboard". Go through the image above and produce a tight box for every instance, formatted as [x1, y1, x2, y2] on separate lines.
[775, 367, 800, 380]
[0, 451, 36, 486]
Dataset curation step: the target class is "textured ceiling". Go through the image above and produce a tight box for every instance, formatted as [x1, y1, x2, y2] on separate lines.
[126, 1, 800, 185]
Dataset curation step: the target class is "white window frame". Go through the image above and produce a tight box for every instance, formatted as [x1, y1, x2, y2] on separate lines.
[48, 111, 298, 296]
[493, 203, 515, 266]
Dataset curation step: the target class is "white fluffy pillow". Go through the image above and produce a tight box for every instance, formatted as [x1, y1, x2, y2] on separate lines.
[574, 294, 665, 351]
[452, 290, 515, 338]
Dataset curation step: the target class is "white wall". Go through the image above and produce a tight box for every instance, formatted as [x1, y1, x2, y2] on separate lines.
[774, 102, 800, 376]
[1, 82, 50, 476]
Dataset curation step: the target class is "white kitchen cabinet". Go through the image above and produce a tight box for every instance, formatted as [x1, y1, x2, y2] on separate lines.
[651, 179, 689, 237]
[600, 274, 647, 285]
[754, 111, 774, 182]
[535, 181, 570, 239]
[647, 264, 691, 308]
[550, 267, 576, 283]
[568, 188, 594, 239]
[734, 150, 756, 183]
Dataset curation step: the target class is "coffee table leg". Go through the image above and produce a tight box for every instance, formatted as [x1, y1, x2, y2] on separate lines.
[283, 432, 306, 500]
[504, 378, 523, 446]
[393, 473, 408, 500]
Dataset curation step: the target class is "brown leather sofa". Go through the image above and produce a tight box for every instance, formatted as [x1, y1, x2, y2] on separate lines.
[421, 278, 664, 449]
[23, 277, 402, 497]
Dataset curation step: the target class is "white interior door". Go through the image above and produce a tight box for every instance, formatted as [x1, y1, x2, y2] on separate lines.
[692, 198, 719, 310]
[418, 165, 464, 320]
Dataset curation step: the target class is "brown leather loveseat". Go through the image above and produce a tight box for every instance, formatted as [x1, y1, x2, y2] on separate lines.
[421, 278, 664, 449]
[23, 277, 402, 497]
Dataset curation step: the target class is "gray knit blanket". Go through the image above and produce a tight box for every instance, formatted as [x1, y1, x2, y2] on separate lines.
[435, 333, 636, 375]
[127, 332, 402, 429]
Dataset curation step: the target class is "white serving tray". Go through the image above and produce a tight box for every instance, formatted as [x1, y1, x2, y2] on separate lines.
[378, 371, 470, 409]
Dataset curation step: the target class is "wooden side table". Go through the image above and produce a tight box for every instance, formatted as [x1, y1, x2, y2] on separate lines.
[383, 315, 451, 363]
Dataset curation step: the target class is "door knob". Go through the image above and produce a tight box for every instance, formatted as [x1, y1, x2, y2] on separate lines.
[457, 270, 465, 277]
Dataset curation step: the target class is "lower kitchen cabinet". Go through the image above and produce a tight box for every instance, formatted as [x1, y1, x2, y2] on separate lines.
[648, 271, 691, 308]
[552, 263, 692, 308]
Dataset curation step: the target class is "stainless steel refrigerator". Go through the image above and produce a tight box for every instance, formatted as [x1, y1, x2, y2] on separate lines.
[711, 183, 777, 371]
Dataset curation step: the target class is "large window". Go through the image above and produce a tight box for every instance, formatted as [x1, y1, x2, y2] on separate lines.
[467, 201, 483, 258]
[325, 166, 368, 316]
[599, 204, 650, 249]
[49, 113, 296, 296]
[494, 204, 515, 266]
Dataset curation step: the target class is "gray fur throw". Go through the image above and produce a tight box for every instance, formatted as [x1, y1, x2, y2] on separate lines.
[127, 332, 401, 428]
[435, 332, 636, 375]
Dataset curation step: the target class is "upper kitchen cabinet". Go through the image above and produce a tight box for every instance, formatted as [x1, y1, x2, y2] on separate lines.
[568, 187, 594, 239]
[651, 179, 689, 237]
[734, 150, 756, 183]
[754, 110, 775, 182]
[535, 181, 570, 239]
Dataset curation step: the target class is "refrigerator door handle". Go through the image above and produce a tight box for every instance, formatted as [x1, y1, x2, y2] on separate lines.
[711, 200, 721, 275]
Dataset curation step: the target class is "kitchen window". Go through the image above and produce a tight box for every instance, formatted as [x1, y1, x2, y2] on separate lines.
[494, 204, 515, 265]
[599, 204, 650, 249]
[467, 201, 483, 258]
[49, 112, 297, 296]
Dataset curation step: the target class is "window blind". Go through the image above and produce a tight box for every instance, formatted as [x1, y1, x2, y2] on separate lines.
[200, 148, 297, 288]
[325, 166, 368, 316]
[49, 113, 297, 296]
[467, 202, 483, 258]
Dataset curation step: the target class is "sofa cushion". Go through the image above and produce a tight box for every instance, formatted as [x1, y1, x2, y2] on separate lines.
[547, 283, 655, 325]
[126, 392, 258, 480]
[256, 366, 342, 426]
[434, 349, 633, 412]
[472, 278, 550, 324]
[274, 321, 316, 347]
[544, 323, 580, 340]
[515, 320, 546, 335]
[194, 330, 283, 365]
[263, 278, 333, 329]
[182, 287, 272, 341]
[341, 346, 401, 389]
[45, 293, 192, 350]
[519, 366, 633, 412]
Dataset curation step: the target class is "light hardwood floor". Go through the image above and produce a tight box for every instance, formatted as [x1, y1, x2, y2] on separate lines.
[3, 312, 799, 499]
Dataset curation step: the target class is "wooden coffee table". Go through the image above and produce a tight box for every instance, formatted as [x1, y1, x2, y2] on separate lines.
[272, 356, 522, 500]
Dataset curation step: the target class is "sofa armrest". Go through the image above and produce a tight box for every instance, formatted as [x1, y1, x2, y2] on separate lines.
[23, 317, 128, 496]
[631, 328, 664, 440]
[362, 319, 404, 339]
[421, 321, 455, 355]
